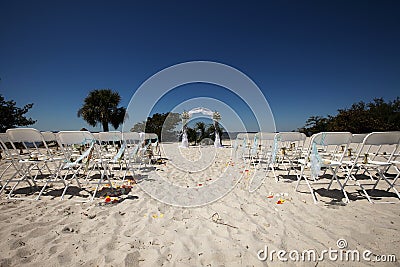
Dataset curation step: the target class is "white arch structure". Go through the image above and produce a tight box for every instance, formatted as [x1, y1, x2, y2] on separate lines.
[181, 107, 222, 148]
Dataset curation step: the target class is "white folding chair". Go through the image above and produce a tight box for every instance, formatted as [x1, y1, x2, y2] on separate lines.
[344, 132, 400, 203]
[232, 133, 246, 160]
[121, 132, 145, 180]
[251, 132, 276, 168]
[233, 133, 256, 162]
[251, 133, 276, 177]
[0, 133, 25, 194]
[349, 134, 368, 156]
[92, 133, 100, 142]
[274, 132, 306, 181]
[239, 133, 255, 162]
[390, 148, 400, 190]
[41, 131, 57, 144]
[57, 131, 112, 201]
[5, 128, 65, 200]
[98, 131, 123, 178]
[340, 133, 368, 174]
[247, 132, 276, 192]
[144, 133, 160, 162]
[296, 132, 353, 203]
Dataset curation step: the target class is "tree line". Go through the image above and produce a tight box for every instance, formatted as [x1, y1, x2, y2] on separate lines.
[1, 89, 398, 139]
[299, 97, 400, 136]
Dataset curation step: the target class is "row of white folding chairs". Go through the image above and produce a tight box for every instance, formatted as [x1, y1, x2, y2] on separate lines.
[295, 132, 400, 204]
[0, 128, 148, 201]
[0, 129, 74, 200]
[240, 131, 400, 204]
[94, 131, 160, 163]
[234, 132, 307, 170]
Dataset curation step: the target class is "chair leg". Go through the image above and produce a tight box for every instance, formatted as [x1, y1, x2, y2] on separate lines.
[295, 169, 317, 203]
[303, 176, 317, 204]
[379, 170, 400, 201]
[295, 167, 305, 191]
[388, 166, 400, 191]
[355, 179, 373, 203]
[271, 165, 278, 182]
[334, 173, 350, 203]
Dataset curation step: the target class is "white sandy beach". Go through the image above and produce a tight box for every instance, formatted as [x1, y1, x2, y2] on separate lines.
[0, 141, 399, 266]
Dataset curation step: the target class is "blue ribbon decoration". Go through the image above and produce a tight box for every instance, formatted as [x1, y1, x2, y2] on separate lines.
[310, 133, 326, 179]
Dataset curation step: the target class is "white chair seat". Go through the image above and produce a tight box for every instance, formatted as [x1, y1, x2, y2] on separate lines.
[363, 160, 392, 167]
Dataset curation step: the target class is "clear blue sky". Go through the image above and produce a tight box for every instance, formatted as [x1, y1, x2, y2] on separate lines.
[1, 0, 399, 132]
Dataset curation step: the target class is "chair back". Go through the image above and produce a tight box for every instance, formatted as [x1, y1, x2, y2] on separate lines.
[311, 132, 353, 146]
[41, 131, 57, 142]
[351, 133, 368, 144]
[6, 128, 55, 160]
[363, 132, 400, 146]
[57, 131, 96, 146]
[98, 131, 122, 142]
[122, 132, 143, 144]
[276, 132, 303, 142]
[7, 128, 45, 144]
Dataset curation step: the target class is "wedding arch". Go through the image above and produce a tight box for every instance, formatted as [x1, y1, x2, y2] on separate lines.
[180, 107, 222, 148]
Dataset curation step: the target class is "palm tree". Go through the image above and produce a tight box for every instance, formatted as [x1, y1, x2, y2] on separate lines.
[186, 127, 197, 145]
[195, 121, 206, 141]
[206, 123, 224, 142]
[77, 89, 126, 132]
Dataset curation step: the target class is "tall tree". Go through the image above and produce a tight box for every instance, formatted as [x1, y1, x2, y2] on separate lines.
[0, 94, 36, 132]
[195, 121, 206, 141]
[205, 123, 225, 142]
[300, 97, 400, 135]
[186, 127, 197, 145]
[131, 112, 180, 142]
[77, 89, 126, 132]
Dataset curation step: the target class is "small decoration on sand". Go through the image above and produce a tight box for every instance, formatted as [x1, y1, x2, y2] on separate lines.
[267, 192, 289, 203]
[104, 196, 120, 204]
[155, 158, 165, 165]
[98, 184, 132, 197]
[277, 199, 285, 204]
[152, 213, 164, 219]
[126, 179, 136, 185]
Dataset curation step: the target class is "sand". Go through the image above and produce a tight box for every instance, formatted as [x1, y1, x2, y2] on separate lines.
[0, 141, 399, 266]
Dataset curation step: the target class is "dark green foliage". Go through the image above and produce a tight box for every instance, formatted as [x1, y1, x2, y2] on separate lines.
[186, 127, 197, 144]
[185, 124, 225, 145]
[195, 122, 207, 141]
[0, 94, 36, 132]
[300, 98, 400, 136]
[131, 112, 181, 142]
[298, 116, 330, 136]
[206, 122, 224, 145]
[176, 120, 226, 145]
[77, 89, 126, 132]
